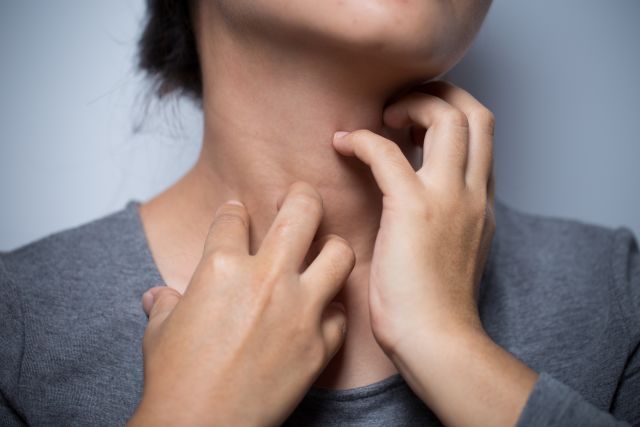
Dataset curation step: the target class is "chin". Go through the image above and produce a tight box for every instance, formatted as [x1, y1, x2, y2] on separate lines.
[216, 0, 490, 75]
[292, 0, 488, 73]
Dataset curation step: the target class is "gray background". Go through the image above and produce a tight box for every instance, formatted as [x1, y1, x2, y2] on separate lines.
[1, 0, 639, 251]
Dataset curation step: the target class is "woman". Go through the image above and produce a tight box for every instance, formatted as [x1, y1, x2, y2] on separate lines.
[0, 0, 638, 426]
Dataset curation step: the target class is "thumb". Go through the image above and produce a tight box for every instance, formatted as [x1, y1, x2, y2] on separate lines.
[141, 286, 182, 324]
[321, 301, 348, 362]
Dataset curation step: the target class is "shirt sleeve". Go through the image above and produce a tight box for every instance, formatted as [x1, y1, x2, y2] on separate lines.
[0, 255, 28, 426]
[609, 226, 640, 425]
[515, 372, 633, 427]
[516, 226, 640, 427]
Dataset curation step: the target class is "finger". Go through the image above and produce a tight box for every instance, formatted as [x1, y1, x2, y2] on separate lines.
[141, 285, 167, 317]
[382, 91, 469, 188]
[415, 80, 494, 191]
[332, 129, 423, 198]
[257, 181, 323, 272]
[320, 301, 348, 361]
[203, 200, 250, 256]
[300, 234, 355, 308]
[147, 286, 182, 325]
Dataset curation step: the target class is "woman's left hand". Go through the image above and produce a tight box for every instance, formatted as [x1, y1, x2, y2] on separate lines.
[333, 80, 495, 352]
[332, 80, 538, 427]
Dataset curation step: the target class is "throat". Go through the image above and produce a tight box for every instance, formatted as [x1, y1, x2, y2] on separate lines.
[312, 267, 400, 391]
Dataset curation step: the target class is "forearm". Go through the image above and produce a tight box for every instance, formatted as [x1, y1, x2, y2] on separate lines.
[389, 323, 538, 427]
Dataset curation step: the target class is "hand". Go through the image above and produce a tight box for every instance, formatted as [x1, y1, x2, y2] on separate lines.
[333, 79, 496, 354]
[127, 182, 356, 427]
[332, 80, 537, 427]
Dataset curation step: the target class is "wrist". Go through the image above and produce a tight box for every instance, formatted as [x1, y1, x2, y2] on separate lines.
[384, 308, 486, 362]
[387, 321, 493, 406]
[384, 313, 538, 427]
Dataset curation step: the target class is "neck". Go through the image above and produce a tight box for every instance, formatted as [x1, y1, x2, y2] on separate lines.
[180, 15, 424, 269]
[141, 12, 428, 388]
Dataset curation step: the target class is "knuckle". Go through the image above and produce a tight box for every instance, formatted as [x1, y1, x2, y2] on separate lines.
[349, 129, 379, 147]
[375, 140, 403, 164]
[211, 210, 247, 229]
[292, 192, 323, 215]
[289, 180, 317, 196]
[288, 183, 323, 214]
[205, 250, 240, 275]
[470, 108, 496, 136]
[350, 129, 375, 140]
[380, 140, 402, 157]
[328, 235, 356, 263]
[442, 108, 469, 129]
[272, 217, 294, 236]
[315, 234, 355, 273]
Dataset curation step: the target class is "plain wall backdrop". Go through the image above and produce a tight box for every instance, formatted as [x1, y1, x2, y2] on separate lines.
[1, 0, 639, 251]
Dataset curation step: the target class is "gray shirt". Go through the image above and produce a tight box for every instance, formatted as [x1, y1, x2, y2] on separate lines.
[0, 198, 638, 426]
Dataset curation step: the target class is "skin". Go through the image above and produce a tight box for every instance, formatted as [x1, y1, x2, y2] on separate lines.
[131, 0, 539, 425]
[129, 190, 356, 426]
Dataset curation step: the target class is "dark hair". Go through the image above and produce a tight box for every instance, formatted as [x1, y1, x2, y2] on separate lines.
[137, 0, 202, 102]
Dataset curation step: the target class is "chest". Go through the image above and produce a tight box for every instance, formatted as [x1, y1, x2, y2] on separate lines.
[17, 283, 627, 426]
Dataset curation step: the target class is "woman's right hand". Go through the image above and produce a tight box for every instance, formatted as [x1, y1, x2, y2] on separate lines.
[127, 181, 355, 427]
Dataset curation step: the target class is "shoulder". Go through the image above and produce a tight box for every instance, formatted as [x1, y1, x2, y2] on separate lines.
[0, 200, 158, 321]
[492, 196, 630, 273]
[0, 201, 153, 423]
[487, 198, 640, 410]
[490, 197, 640, 333]
[2, 200, 143, 279]
[493, 197, 619, 256]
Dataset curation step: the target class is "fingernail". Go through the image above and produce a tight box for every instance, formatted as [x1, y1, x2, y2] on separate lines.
[334, 131, 350, 140]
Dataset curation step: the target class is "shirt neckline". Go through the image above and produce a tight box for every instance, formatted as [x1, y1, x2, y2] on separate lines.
[305, 372, 406, 401]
